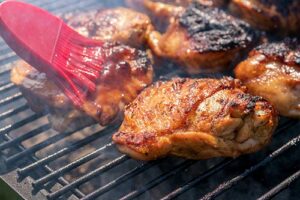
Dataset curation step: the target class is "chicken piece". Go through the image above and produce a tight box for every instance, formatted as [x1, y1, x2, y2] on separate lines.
[126, 0, 228, 12]
[235, 39, 300, 118]
[147, 2, 257, 74]
[126, 0, 226, 8]
[10, 8, 153, 132]
[62, 7, 154, 48]
[113, 77, 277, 160]
[126, 0, 228, 31]
[230, 0, 300, 35]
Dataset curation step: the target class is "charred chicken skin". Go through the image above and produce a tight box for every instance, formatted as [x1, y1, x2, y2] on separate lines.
[126, 0, 228, 14]
[10, 8, 153, 132]
[147, 2, 256, 74]
[126, 0, 230, 33]
[235, 39, 300, 118]
[113, 78, 278, 160]
[230, 0, 300, 35]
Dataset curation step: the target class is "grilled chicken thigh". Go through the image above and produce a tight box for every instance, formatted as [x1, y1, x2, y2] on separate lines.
[63, 8, 153, 48]
[126, 0, 227, 12]
[10, 8, 153, 132]
[230, 0, 300, 35]
[113, 78, 277, 160]
[235, 39, 300, 118]
[147, 3, 256, 74]
[126, 0, 228, 32]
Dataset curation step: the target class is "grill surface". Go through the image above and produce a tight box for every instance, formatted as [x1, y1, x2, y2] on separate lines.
[0, 1, 299, 200]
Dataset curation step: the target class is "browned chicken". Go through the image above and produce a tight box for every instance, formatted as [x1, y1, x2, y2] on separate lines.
[146, 2, 257, 74]
[10, 8, 154, 132]
[113, 77, 278, 160]
[63, 7, 154, 48]
[235, 39, 300, 118]
[127, 0, 224, 7]
[126, 0, 228, 12]
[126, 0, 228, 31]
[230, 0, 300, 35]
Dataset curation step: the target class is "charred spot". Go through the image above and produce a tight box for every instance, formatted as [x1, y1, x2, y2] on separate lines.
[179, 3, 256, 52]
[171, 80, 185, 91]
[229, 101, 239, 108]
[135, 50, 152, 71]
[255, 38, 300, 66]
[246, 96, 263, 110]
[246, 100, 256, 111]
[171, 78, 188, 86]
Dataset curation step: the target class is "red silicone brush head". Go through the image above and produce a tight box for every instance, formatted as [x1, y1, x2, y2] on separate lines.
[0, 0, 61, 63]
[0, 0, 104, 107]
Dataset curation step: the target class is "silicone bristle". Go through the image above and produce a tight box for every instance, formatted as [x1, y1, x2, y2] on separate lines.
[51, 24, 104, 107]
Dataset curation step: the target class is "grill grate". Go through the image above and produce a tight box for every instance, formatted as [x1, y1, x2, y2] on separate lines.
[0, 1, 299, 200]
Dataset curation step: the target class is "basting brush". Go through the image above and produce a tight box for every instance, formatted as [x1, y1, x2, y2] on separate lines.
[0, 0, 105, 106]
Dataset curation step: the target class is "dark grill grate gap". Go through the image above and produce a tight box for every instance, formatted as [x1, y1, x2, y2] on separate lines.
[0, 1, 299, 200]
[47, 155, 130, 199]
[257, 169, 300, 200]
[2, 133, 85, 199]
[200, 133, 300, 200]
[32, 143, 115, 187]
[17, 126, 117, 176]
[160, 119, 299, 200]
[81, 161, 158, 200]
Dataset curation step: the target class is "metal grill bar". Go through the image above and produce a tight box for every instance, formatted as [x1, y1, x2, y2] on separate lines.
[33, 142, 115, 187]
[47, 155, 129, 199]
[81, 162, 158, 200]
[0, 113, 45, 135]
[0, 124, 50, 151]
[0, 52, 15, 62]
[2, 132, 85, 198]
[17, 126, 117, 176]
[200, 133, 300, 200]
[0, 104, 29, 121]
[0, 56, 18, 67]
[161, 160, 232, 200]
[0, 65, 11, 75]
[76, 121, 298, 200]
[0, 82, 15, 93]
[257, 169, 300, 200]
[120, 160, 196, 200]
[159, 120, 298, 199]
[0, 92, 22, 107]
[5, 125, 80, 165]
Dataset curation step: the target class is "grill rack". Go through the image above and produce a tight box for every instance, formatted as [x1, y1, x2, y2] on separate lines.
[0, 0, 299, 200]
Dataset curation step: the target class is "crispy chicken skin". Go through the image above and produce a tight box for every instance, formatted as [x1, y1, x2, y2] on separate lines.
[147, 3, 256, 74]
[235, 39, 300, 118]
[230, 0, 300, 35]
[10, 9, 153, 132]
[113, 78, 278, 160]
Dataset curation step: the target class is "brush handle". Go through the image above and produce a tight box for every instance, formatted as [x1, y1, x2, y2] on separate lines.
[0, 0, 63, 68]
